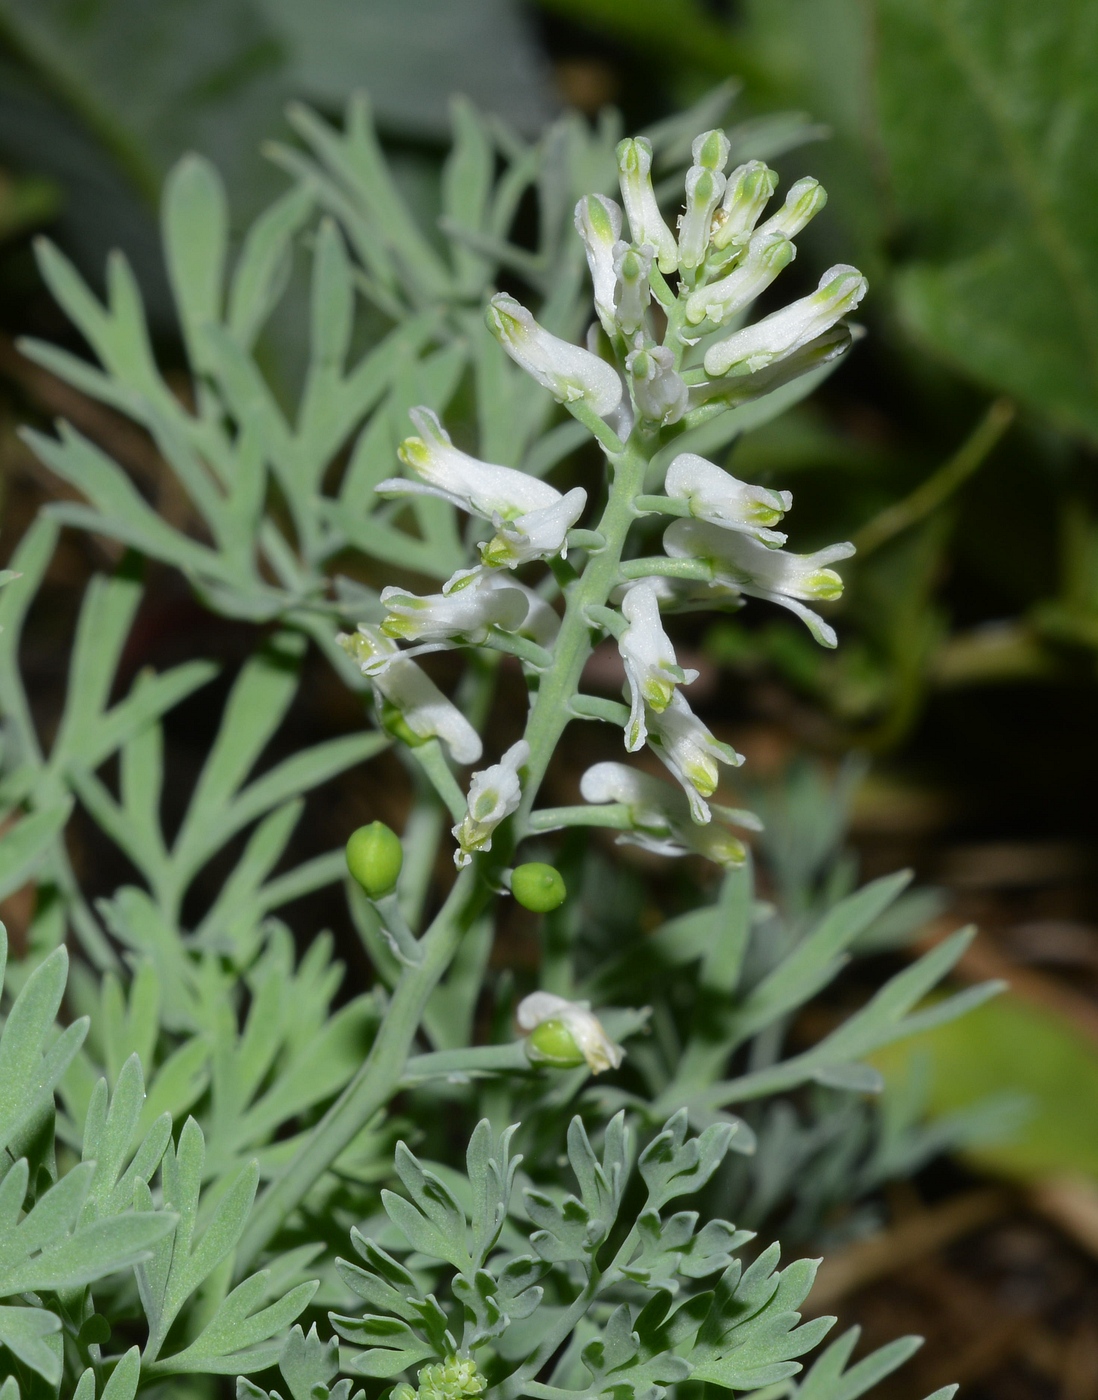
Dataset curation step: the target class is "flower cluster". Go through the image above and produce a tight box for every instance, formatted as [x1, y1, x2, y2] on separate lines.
[342, 124, 862, 879]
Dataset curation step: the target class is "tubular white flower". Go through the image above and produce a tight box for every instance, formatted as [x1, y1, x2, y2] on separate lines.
[710, 161, 778, 252]
[626, 339, 688, 426]
[377, 407, 559, 521]
[381, 567, 529, 648]
[612, 240, 654, 335]
[616, 137, 678, 273]
[664, 453, 792, 546]
[453, 739, 529, 866]
[487, 294, 623, 418]
[755, 176, 827, 242]
[646, 690, 742, 823]
[574, 194, 622, 335]
[692, 128, 731, 173]
[480, 487, 587, 569]
[678, 164, 727, 271]
[684, 229, 795, 328]
[618, 580, 699, 752]
[338, 625, 482, 765]
[704, 264, 868, 379]
[516, 992, 624, 1074]
[579, 762, 753, 867]
[664, 518, 855, 648]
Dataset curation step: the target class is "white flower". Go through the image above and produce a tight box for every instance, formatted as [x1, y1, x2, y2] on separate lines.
[612, 240, 654, 335]
[506, 578, 561, 648]
[663, 518, 855, 648]
[626, 339, 688, 426]
[579, 762, 755, 867]
[646, 690, 742, 823]
[684, 229, 795, 328]
[615, 137, 678, 273]
[678, 163, 727, 271]
[692, 128, 731, 172]
[755, 176, 827, 241]
[339, 625, 482, 765]
[453, 739, 529, 866]
[380, 567, 529, 649]
[574, 193, 622, 335]
[377, 407, 559, 520]
[663, 453, 792, 546]
[710, 161, 778, 253]
[480, 487, 588, 569]
[487, 294, 623, 418]
[618, 580, 699, 752]
[704, 264, 868, 379]
[516, 992, 624, 1074]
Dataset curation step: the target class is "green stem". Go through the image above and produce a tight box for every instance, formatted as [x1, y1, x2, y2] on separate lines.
[516, 441, 649, 826]
[236, 864, 484, 1269]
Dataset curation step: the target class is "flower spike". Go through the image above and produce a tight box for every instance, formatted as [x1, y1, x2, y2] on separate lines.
[338, 626, 483, 765]
[618, 580, 699, 752]
[453, 739, 529, 866]
[487, 293, 622, 417]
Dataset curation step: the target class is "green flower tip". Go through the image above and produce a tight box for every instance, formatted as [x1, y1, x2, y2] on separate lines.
[345, 820, 403, 899]
[526, 1017, 587, 1068]
[511, 861, 567, 913]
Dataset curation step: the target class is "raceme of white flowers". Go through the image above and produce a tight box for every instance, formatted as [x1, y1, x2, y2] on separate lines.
[343, 124, 863, 870]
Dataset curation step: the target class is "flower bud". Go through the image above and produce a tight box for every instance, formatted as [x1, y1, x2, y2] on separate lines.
[575, 194, 622, 335]
[710, 161, 778, 252]
[612, 240, 653, 335]
[626, 341, 688, 426]
[346, 821, 403, 898]
[616, 137, 678, 273]
[684, 230, 795, 328]
[756, 176, 827, 241]
[512, 862, 567, 912]
[678, 165, 726, 271]
[691, 128, 731, 172]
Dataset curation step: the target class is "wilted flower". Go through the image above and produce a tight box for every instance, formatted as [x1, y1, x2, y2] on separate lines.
[579, 762, 755, 867]
[615, 137, 678, 273]
[381, 568, 528, 648]
[378, 407, 561, 520]
[338, 625, 482, 764]
[618, 580, 699, 751]
[480, 487, 588, 569]
[646, 690, 742, 823]
[487, 293, 622, 417]
[453, 739, 529, 866]
[516, 991, 624, 1073]
[705, 264, 867, 378]
[664, 518, 855, 647]
[574, 193, 622, 335]
[663, 453, 792, 546]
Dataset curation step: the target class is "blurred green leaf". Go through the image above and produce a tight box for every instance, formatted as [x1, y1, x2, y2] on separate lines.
[877, 0, 1098, 442]
[874, 993, 1098, 1181]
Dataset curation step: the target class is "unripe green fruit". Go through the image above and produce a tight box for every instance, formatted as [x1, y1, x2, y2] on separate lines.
[345, 821, 403, 898]
[525, 1018, 585, 1068]
[511, 862, 567, 912]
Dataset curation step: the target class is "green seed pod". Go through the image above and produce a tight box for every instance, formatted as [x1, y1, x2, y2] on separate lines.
[511, 862, 567, 913]
[525, 1017, 586, 1069]
[345, 821, 403, 898]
